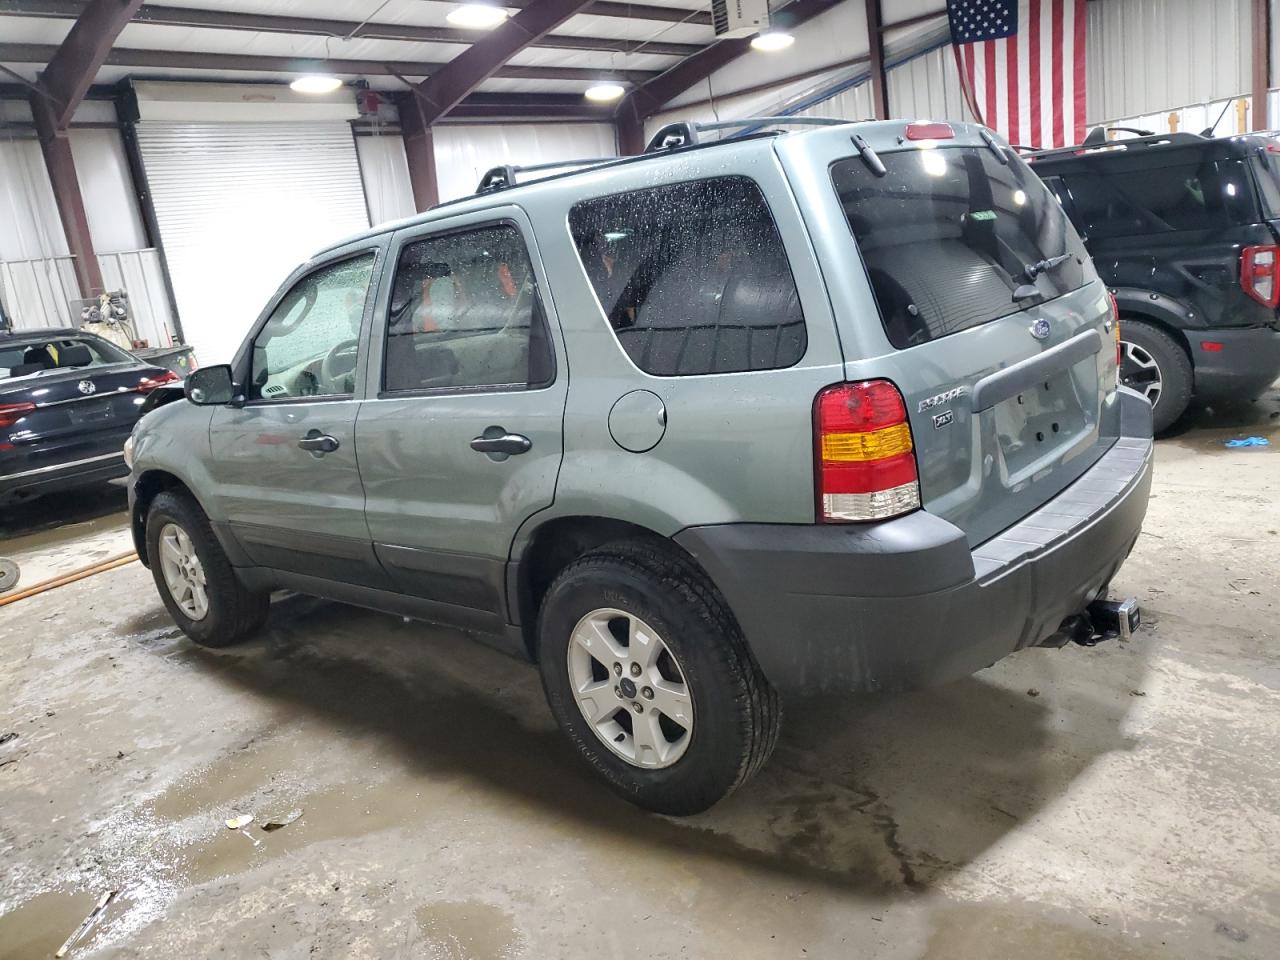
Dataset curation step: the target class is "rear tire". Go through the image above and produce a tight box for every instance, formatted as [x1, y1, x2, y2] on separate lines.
[145, 490, 268, 647]
[537, 539, 780, 816]
[1120, 318, 1192, 434]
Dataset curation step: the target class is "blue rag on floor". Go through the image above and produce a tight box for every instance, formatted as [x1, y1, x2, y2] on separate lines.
[1224, 437, 1270, 447]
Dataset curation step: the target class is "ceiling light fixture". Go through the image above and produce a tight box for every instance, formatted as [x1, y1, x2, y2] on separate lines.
[290, 75, 343, 94]
[447, 3, 509, 28]
[585, 82, 625, 103]
[750, 31, 795, 52]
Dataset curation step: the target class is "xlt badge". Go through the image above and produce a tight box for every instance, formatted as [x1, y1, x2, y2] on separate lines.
[933, 410, 954, 429]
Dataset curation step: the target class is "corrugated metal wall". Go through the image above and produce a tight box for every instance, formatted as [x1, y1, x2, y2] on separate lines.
[1087, 0, 1252, 123]
[0, 249, 175, 347]
[887, 44, 973, 124]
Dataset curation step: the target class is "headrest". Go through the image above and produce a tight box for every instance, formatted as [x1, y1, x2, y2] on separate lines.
[56, 343, 93, 367]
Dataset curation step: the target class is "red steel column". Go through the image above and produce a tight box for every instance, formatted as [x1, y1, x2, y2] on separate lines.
[31, 92, 103, 297]
[398, 94, 440, 212]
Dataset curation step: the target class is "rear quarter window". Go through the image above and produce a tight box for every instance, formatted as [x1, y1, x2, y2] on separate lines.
[568, 175, 806, 377]
[832, 147, 1088, 350]
[1060, 158, 1259, 238]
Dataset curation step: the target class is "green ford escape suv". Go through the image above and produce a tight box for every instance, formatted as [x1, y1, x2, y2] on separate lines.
[127, 118, 1153, 815]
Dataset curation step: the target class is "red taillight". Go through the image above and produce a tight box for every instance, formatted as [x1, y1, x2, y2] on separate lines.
[814, 380, 920, 523]
[1241, 245, 1280, 307]
[904, 122, 955, 141]
[0, 401, 36, 429]
[136, 370, 180, 392]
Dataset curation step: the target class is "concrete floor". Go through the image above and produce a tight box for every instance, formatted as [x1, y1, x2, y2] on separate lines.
[1, 391, 1277, 960]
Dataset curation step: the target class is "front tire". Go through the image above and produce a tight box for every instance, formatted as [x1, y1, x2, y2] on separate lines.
[145, 490, 268, 647]
[1120, 319, 1193, 434]
[537, 540, 780, 816]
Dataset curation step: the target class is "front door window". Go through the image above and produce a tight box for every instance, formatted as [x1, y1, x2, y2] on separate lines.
[249, 254, 375, 401]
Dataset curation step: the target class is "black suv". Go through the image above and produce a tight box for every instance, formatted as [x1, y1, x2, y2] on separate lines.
[1031, 129, 1280, 431]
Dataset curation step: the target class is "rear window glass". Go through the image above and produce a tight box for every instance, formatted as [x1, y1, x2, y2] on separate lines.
[832, 147, 1087, 350]
[1251, 148, 1280, 218]
[569, 176, 805, 376]
[0, 336, 132, 380]
[1060, 158, 1258, 238]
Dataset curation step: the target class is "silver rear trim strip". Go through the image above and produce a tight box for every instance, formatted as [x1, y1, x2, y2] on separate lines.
[0, 451, 123, 481]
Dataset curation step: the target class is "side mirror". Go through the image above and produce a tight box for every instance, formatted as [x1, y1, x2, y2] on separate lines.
[185, 364, 237, 406]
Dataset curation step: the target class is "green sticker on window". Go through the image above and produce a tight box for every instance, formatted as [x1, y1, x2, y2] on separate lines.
[968, 210, 997, 221]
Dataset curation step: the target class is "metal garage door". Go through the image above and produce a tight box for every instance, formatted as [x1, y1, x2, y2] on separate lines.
[134, 121, 369, 364]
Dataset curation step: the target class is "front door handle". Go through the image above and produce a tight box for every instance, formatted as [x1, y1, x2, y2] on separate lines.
[298, 430, 340, 455]
[470, 432, 532, 456]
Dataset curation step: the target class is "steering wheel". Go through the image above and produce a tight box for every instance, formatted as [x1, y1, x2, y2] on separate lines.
[320, 338, 360, 390]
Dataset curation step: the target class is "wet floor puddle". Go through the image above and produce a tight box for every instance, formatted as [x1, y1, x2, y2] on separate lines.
[0, 890, 101, 960]
[168, 780, 435, 883]
[923, 903, 1165, 960]
[415, 901, 521, 960]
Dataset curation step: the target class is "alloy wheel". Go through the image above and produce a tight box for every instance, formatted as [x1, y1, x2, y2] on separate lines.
[157, 522, 209, 620]
[1119, 339, 1164, 407]
[566, 608, 694, 769]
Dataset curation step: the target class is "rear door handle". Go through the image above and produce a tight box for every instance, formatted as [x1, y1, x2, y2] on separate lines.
[470, 432, 532, 455]
[298, 430, 340, 455]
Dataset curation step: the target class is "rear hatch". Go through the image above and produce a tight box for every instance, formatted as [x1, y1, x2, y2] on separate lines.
[826, 126, 1117, 546]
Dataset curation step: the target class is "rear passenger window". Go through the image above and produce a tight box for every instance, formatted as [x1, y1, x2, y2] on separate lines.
[569, 176, 805, 376]
[383, 224, 554, 393]
[1062, 159, 1258, 239]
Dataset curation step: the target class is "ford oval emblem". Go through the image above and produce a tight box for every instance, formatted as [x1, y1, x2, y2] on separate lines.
[1030, 318, 1051, 341]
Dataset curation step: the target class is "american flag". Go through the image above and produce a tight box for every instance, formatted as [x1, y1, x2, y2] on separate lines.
[947, 0, 1087, 149]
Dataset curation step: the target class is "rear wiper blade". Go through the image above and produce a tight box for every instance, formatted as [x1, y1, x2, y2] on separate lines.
[850, 134, 887, 177]
[1023, 253, 1073, 280]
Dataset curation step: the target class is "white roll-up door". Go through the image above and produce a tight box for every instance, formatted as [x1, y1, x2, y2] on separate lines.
[134, 121, 370, 364]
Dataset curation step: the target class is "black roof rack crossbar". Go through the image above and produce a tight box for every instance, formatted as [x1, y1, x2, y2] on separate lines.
[475, 157, 619, 194]
[643, 116, 847, 154]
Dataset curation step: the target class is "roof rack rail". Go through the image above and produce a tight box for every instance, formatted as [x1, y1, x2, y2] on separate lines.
[475, 156, 618, 195]
[643, 116, 847, 154]
[1021, 124, 1207, 162]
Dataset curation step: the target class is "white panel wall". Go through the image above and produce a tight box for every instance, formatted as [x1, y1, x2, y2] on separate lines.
[432, 123, 616, 203]
[0, 257, 79, 329]
[70, 129, 149, 254]
[887, 44, 973, 124]
[1, 249, 175, 346]
[355, 134, 416, 226]
[0, 137, 68, 262]
[1087, 0, 1252, 123]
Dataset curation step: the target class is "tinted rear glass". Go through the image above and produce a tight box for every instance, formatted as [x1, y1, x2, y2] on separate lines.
[1251, 148, 1280, 218]
[832, 147, 1087, 350]
[1058, 157, 1259, 238]
[569, 176, 805, 377]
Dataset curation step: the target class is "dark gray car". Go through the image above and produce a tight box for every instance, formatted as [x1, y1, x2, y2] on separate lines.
[127, 118, 1153, 814]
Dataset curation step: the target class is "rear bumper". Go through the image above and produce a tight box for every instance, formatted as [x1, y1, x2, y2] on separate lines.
[1192, 325, 1280, 400]
[675, 389, 1154, 695]
[0, 451, 127, 503]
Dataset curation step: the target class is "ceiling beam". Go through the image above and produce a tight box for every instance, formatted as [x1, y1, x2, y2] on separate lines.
[479, 0, 712, 26]
[446, 94, 613, 120]
[0, 43, 660, 84]
[0, 0, 705, 59]
[37, 0, 142, 127]
[409, 0, 596, 126]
